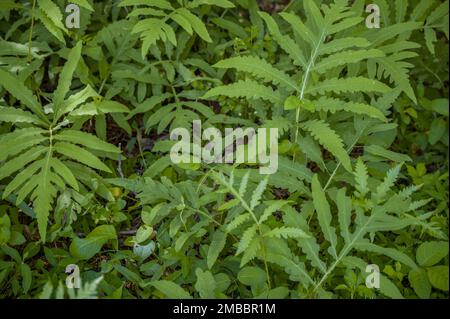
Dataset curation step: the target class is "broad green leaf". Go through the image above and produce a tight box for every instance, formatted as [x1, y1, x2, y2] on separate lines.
[408, 268, 431, 299]
[70, 225, 117, 260]
[237, 266, 266, 287]
[427, 266, 449, 291]
[148, 280, 192, 299]
[195, 268, 216, 298]
[416, 241, 449, 267]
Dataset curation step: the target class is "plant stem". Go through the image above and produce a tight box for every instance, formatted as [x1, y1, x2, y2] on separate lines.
[27, 0, 37, 63]
[323, 125, 366, 191]
[292, 29, 327, 160]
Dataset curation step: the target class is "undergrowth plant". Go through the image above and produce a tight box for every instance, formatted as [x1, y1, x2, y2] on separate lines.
[0, 0, 448, 299]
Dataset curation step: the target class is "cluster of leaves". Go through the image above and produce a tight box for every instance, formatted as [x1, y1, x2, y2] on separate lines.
[0, 0, 448, 299]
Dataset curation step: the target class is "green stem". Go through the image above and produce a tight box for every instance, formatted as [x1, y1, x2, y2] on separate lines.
[292, 29, 327, 160]
[323, 126, 366, 191]
[261, 244, 272, 291]
[312, 210, 378, 294]
[27, 0, 37, 63]
[219, 174, 274, 289]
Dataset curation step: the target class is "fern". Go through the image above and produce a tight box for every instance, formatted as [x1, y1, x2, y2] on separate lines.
[300, 120, 352, 172]
[36, 0, 68, 43]
[203, 79, 284, 104]
[354, 158, 369, 198]
[203, 0, 396, 173]
[283, 160, 423, 297]
[121, 0, 234, 57]
[39, 277, 103, 299]
[211, 171, 308, 269]
[0, 42, 120, 241]
[213, 56, 300, 92]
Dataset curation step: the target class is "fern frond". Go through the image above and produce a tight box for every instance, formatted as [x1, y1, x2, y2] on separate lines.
[250, 177, 268, 210]
[307, 77, 391, 96]
[37, 0, 67, 43]
[354, 158, 369, 197]
[202, 80, 284, 104]
[279, 12, 317, 48]
[375, 164, 403, 201]
[214, 56, 300, 92]
[312, 175, 338, 259]
[265, 227, 310, 239]
[259, 200, 289, 224]
[53, 41, 82, 109]
[367, 22, 422, 46]
[240, 237, 260, 267]
[226, 213, 251, 233]
[301, 120, 352, 172]
[336, 188, 352, 245]
[313, 49, 384, 74]
[238, 171, 250, 198]
[0, 68, 47, 121]
[236, 224, 257, 255]
[319, 37, 371, 55]
[354, 241, 417, 269]
[315, 97, 387, 122]
[372, 55, 417, 103]
[0, 106, 46, 126]
[119, 0, 174, 10]
[258, 12, 307, 67]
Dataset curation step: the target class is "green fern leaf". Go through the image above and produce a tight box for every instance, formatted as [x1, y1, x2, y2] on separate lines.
[226, 213, 251, 233]
[207, 230, 227, 269]
[315, 97, 387, 122]
[301, 120, 352, 172]
[203, 80, 284, 104]
[311, 175, 338, 259]
[375, 164, 402, 201]
[214, 56, 299, 92]
[258, 12, 307, 67]
[37, 0, 67, 42]
[250, 177, 268, 210]
[177, 8, 212, 43]
[313, 49, 384, 74]
[119, 0, 174, 10]
[236, 224, 257, 255]
[265, 227, 310, 239]
[336, 188, 352, 244]
[279, 12, 316, 47]
[259, 200, 289, 224]
[319, 37, 371, 55]
[53, 41, 82, 108]
[240, 237, 261, 267]
[54, 130, 120, 154]
[0, 107, 46, 125]
[0, 69, 47, 120]
[307, 77, 391, 96]
[53, 142, 112, 173]
[354, 241, 417, 269]
[354, 158, 369, 197]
